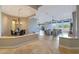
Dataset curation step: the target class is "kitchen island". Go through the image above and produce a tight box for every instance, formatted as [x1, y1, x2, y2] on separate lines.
[0, 33, 38, 48]
[59, 36, 79, 53]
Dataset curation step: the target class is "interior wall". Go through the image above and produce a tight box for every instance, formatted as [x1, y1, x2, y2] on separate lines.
[1, 13, 30, 36]
[0, 8, 2, 36]
[28, 17, 39, 33]
[2, 13, 12, 36]
[20, 17, 30, 34]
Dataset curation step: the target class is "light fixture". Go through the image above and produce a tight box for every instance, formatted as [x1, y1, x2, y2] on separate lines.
[20, 22, 22, 24]
[16, 8, 22, 27]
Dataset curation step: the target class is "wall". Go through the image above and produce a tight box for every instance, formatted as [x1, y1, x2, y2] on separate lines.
[2, 13, 12, 36]
[28, 17, 39, 33]
[20, 17, 30, 33]
[0, 7, 2, 36]
[1, 13, 30, 36]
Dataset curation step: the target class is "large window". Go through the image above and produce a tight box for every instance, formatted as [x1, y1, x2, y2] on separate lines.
[52, 19, 71, 32]
[63, 22, 70, 32]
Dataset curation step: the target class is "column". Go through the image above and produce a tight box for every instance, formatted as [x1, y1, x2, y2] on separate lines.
[76, 5, 79, 38]
[72, 11, 77, 37]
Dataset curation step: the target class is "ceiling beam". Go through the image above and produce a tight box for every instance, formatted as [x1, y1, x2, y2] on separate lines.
[28, 5, 42, 10]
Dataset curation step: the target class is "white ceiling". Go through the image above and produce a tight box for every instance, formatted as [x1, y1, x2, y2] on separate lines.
[1, 5, 37, 17]
[36, 5, 76, 23]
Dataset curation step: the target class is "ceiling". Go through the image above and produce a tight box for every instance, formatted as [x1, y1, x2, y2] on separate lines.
[1, 5, 37, 17]
[28, 5, 41, 10]
[36, 5, 76, 23]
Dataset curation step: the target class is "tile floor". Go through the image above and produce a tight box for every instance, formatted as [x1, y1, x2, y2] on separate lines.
[0, 35, 60, 54]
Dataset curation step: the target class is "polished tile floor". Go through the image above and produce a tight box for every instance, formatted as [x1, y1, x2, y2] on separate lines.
[0, 35, 60, 54]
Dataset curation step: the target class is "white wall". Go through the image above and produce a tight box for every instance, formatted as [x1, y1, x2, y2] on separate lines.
[36, 5, 76, 24]
[0, 6, 2, 36]
[2, 14, 12, 36]
[1, 13, 30, 36]
[29, 17, 39, 33]
[0, 12, 1, 36]
[20, 18, 30, 33]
